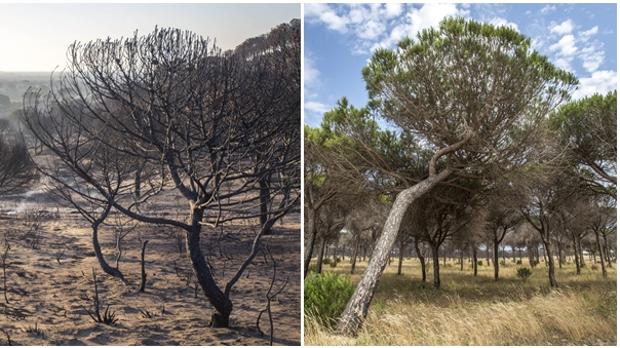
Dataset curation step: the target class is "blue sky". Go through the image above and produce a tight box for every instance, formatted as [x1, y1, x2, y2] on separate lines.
[0, 3, 299, 71]
[305, 3, 618, 126]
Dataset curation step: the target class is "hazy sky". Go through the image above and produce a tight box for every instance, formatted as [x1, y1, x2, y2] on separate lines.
[0, 3, 299, 71]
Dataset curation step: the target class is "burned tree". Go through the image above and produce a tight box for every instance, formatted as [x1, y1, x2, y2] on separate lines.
[0, 121, 36, 196]
[23, 24, 300, 328]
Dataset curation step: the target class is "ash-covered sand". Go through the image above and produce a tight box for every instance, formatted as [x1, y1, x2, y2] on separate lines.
[0, 199, 300, 345]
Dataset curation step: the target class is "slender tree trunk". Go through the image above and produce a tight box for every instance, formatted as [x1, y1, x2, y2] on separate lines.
[472, 246, 478, 276]
[442, 248, 446, 267]
[139, 240, 149, 292]
[578, 239, 585, 266]
[493, 239, 500, 280]
[334, 239, 340, 262]
[594, 230, 607, 278]
[602, 233, 612, 267]
[259, 177, 271, 235]
[303, 211, 317, 278]
[541, 239, 558, 287]
[92, 221, 124, 281]
[351, 235, 359, 274]
[459, 248, 464, 271]
[572, 235, 581, 275]
[185, 208, 232, 327]
[337, 169, 452, 335]
[316, 237, 327, 274]
[486, 242, 490, 266]
[431, 245, 440, 289]
[397, 240, 404, 275]
[414, 238, 426, 282]
[556, 240, 563, 269]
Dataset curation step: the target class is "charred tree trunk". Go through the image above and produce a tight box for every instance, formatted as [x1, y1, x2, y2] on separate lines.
[139, 240, 149, 292]
[259, 177, 271, 235]
[185, 208, 232, 327]
[337, 168, 452, 335]
[91, 220, 124, 281]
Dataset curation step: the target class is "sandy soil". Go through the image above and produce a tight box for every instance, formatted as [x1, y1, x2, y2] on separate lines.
[0, 198, 300, 345]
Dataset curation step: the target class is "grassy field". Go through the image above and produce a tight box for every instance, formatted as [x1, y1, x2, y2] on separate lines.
[305, 257, 616, 345]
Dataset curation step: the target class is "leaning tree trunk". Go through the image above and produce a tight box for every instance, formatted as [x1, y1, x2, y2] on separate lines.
[337, 169, 452, 335]
[594, 230, 607, 278]
[316, 237, 327, 274]
[185, 208, 232, 327]
[431, 245, 441, 289]
[397, 240, 405, 275]
[91, 220, 124, 281]
[541, 238, 558, 287]
[493, 239, 500, 280]
[303, 210, 317, 278]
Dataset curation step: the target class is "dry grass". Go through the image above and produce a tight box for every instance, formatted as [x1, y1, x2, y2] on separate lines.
[305, 257, 616, 345]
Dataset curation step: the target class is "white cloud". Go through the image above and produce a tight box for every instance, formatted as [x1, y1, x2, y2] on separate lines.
[573, 70, 617, 100]
[489, 17, 519, 31]
[384, 3, 403, 18]
[550, 19, 574, 35]
[540, 5, 557, 15]
[579, 26, 599, 38]
[358, 20, 385, 40]
[304, 101, 331, 115]
[580, 43, 605, 73]
[306, 3, 482, 55]
[305, 3, 348, 33]
[554, 57, 574, 72]
[550, 34, 577, 57]
[304, 53, 319, 93]
[377, 3, 468, 49]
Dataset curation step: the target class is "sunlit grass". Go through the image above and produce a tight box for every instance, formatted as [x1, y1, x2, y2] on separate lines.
[305, 257, 617, 345]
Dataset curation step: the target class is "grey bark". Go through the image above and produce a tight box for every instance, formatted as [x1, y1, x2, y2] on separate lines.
[303, 210, 317, 278]
[594, 229, 608, 278]
[336, 168, 452, 335]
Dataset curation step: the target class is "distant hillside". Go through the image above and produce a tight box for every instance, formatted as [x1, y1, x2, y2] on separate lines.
[0, 71, 53, 119]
